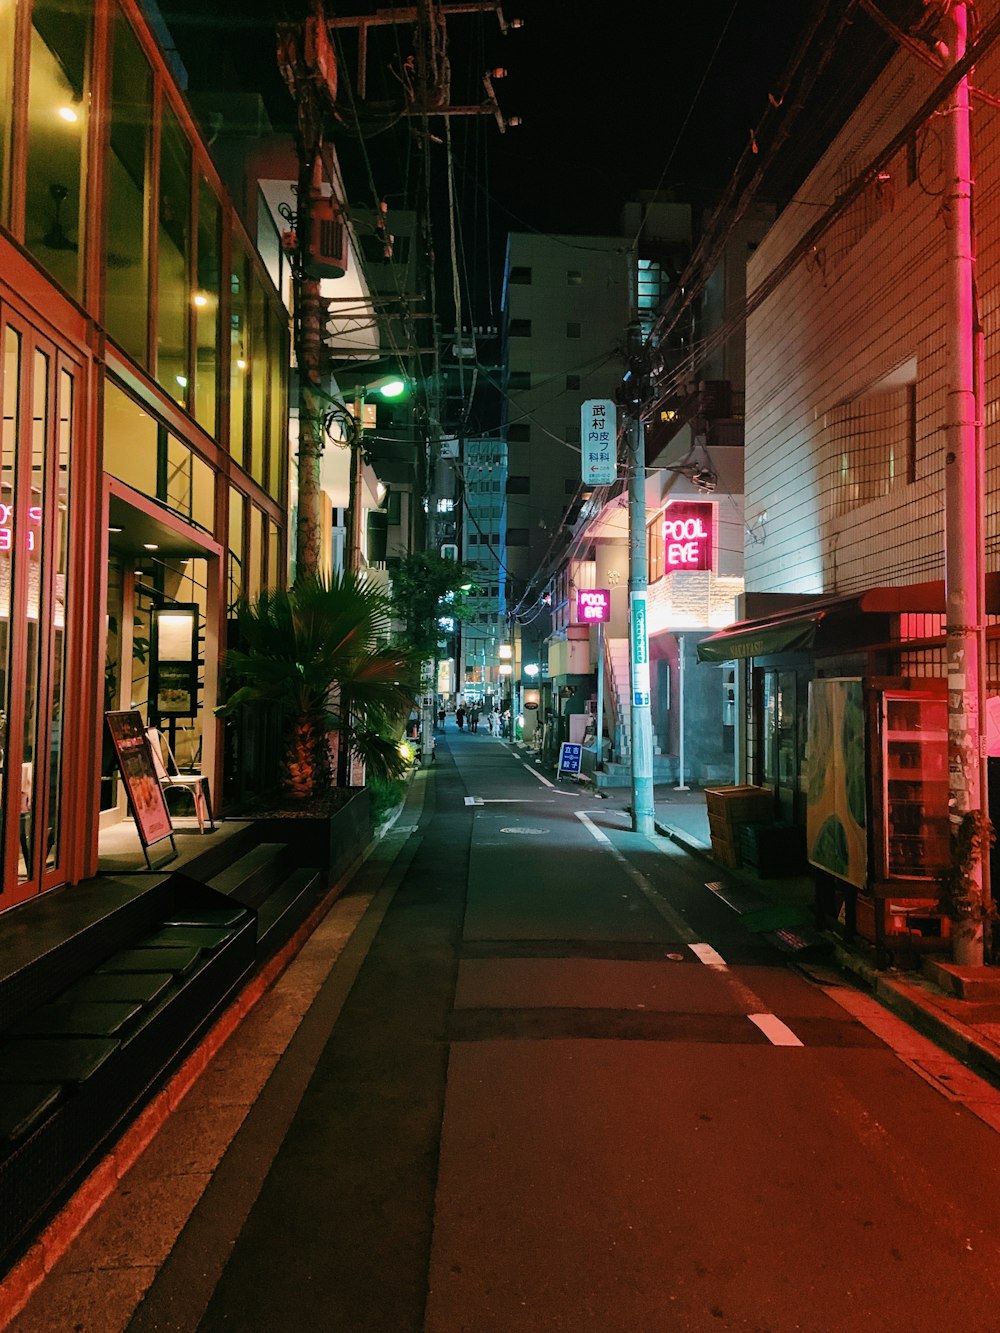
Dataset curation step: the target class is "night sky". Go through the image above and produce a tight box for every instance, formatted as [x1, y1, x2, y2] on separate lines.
[164, 0, 896, 309]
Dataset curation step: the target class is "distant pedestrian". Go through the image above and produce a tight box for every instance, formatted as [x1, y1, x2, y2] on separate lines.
[489, 708, 500, 736]
[456, 705, 466, 731]
[437, 707, 445, 732]
[469, 707, 479, 733]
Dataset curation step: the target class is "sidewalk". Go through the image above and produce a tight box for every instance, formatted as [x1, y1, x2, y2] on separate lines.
[512, 747, 1000, 1099]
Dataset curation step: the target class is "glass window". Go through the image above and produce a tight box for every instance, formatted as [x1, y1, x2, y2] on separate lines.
[249, 271, 268, 486]
[267, 519, 280, 588]
[46, 368, 73, 869]
[229, 236, 250, 463]
[105, 11, 151, 365]
[165, 435, 213, 531]
[227, 487, 244, 609]
[156, 104, 191, 406]
[509, 267, 531, 284]
[268, 306, 287, 503]
[0, 327, 20, 869]
[20, 350, 49, 882]
[0, 0, 16, 226]
[509, 319, 531, 338]
[248, 503, 263, 597]
[194, 177, 221, 433]
[24, 0, 94, 298]
[103, 378, 158, 496]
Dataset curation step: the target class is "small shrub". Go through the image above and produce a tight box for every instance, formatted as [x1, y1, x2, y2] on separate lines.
[367, 774, 406, 824]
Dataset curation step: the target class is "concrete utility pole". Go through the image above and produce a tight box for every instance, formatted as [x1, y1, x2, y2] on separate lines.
[623, 319, 655, 837]
[278, 3, 340, 583]
[941, 0, 988, 965]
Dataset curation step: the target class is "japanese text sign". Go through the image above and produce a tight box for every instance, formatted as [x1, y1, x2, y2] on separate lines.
[581, 399, 617, 486]
[558, 742, 583, 776]
[577, 588, 611, 623]
[630, 592, 650, 707]
[664, 502, 714, 571]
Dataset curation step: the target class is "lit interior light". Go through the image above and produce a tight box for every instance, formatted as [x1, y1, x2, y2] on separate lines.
[236, 358, 247, 370]
[192, 292, 209, 308]
[57, 105, 79, 124]
[143, 542, 158, 550]
[175, 375, 188, 388]
[108, 525, 123, 533]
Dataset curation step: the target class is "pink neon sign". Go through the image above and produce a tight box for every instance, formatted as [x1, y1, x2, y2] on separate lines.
[0, 504, 42, 552]
[664, 502, 713, 571]
[577, 588, 611, 623]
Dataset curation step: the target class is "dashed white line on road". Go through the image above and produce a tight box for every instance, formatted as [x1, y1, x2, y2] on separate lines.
[690, 942, 728, 969]
[749, 1013, 805, 1047]
[522, 762, 555, 788]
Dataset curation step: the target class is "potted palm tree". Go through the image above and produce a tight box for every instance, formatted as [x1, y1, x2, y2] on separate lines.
[217, 572, 417, 878]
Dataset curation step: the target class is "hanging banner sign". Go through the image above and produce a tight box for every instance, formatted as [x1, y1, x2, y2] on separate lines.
[630, 592, 650, 708]
[581, 399, 617, 485]
[664, 501, 714, 571]
[577, 588, 611, 623]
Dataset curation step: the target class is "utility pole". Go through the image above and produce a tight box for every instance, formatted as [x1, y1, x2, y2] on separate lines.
[623, 318, 655, 836]
[277, 3, 340, 583]
[941, 0, 988, 966]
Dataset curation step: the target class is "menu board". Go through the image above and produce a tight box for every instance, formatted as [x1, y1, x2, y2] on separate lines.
[105, 710, 174, 848]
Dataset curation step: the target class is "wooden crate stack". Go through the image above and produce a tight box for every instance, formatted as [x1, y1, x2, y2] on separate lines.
[705, 785, 774, 869]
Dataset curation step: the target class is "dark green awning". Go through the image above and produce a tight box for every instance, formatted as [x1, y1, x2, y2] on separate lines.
[696, 615, 820, 663]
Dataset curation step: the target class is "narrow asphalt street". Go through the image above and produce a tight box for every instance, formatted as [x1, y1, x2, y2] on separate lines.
[14, 728, 1000, 1332]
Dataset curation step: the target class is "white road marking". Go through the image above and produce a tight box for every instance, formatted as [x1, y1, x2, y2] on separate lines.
[522, 762, 555, 788]
[574, 810, 697, 943]
[690, 942, 728, 969]
[463, 796, 483, 806]
[749, 1013, 804, 1047]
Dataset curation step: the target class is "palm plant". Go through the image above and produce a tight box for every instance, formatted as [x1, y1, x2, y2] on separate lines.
[218, 573, 417, 802]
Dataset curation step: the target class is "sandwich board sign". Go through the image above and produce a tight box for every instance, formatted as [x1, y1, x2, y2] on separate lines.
[557, 741, 583, 780]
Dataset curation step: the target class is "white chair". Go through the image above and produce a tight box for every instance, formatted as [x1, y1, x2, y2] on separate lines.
[145, 728, 214, 833]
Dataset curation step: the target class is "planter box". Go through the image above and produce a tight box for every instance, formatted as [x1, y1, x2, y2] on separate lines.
[251, 787, 374, 886]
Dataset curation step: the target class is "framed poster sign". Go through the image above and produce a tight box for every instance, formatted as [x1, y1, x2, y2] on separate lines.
[150, 604, 199, 718]
[105, 710, 175, 858]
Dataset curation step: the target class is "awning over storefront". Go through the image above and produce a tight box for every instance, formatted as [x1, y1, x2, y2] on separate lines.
[696, 578, 1000, 664]
[697, 615, 821, 662]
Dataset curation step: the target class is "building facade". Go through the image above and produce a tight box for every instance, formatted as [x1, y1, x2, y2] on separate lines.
[0, 0, 288, 908]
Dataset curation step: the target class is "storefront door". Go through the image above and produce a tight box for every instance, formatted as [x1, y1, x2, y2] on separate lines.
[0, 317, 81, 905]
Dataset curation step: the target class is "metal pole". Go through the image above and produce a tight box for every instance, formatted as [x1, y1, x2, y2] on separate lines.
[627, 407, 655, 836]
[675, 633, 689, 792]
[942, 0, 986, 966]
[596, 619, 605, 771]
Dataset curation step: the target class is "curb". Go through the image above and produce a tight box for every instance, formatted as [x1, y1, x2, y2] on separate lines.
[831, 943, 1000, 1088]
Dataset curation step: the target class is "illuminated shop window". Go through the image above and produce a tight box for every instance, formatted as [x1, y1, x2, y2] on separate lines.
[105, 11, 151, 366]
[194, 177, 222, 434]
[24, 0, 93, 298]
[156, 104, 191, 406]
[228, 487, 245, 609]
[0, 0, 12, 226]
[230, 237, 250, 465]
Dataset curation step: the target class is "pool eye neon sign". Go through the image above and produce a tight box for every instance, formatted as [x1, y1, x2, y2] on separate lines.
[664, 502, 713, 571]
[577, 588, 611, 623]
[0, 504, 42, 552]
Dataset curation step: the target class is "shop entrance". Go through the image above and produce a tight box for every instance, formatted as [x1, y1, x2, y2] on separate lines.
[99, 485, 221, 863]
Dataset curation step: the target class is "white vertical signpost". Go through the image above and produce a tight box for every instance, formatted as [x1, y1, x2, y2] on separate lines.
[581, 399, 618, 487]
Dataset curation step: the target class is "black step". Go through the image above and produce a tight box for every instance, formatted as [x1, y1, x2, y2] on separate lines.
[255, 867, 321, 946]
[208, 844, 290, 909]
[96, 946, 201, 977]
[0, 1084, 62, 1144]
[0, 1037, 120, 1085]
[10, 1000, 143, 1038]
[63, 972, 174, 1006]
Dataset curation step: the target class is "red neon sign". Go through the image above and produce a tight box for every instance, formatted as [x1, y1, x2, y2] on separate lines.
[577, 588, 611, 623]
[664, 502, 713, 571]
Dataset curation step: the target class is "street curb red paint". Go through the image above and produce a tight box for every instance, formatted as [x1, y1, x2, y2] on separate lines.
[0, 847, 369, 1330]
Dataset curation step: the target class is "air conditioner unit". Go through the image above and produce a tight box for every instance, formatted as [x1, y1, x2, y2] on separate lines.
[306, 196, 348, 279]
